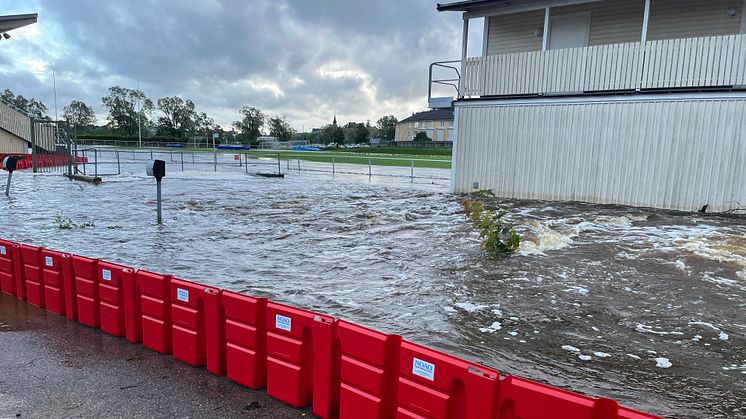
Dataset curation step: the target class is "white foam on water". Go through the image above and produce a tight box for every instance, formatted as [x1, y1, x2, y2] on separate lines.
[518, 222, 575, 256]
[455, 302, 489, 313]
[593, 352, 611, 358]
[578, 355, 592, 361]
[626, 354, 641, 360]
[478, 322, 502, 333]
[564, 285, 589, 296]
[655, 357, 672, 368]
[635, 323, 684, 335]
[562, 345, 581, 353]
[718, 331, 729, 341]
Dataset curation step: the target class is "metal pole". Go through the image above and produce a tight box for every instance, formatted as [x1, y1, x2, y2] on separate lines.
[245, 153, 249, 174]
[82, 150, 87, 175]
[116, 151, 121, 175]
[286, 158, 290, 171]
[156, 180, 162, 224]
[181, 152, 184, 171]
[410, 159, 414, 183]
[150, 150, 153, 159]
[297, 158, 300, 171]
[5, 172, 12, 196]
[67, 138, 73, 177]
[214, 151, 217, 172]
[94, 149, 98, 178]
[332, 156, 335, 178]
[30, 118, 38, 173]
[192, 153, 195, 164]
[368, 158, 372, 180]
[277, 153, 281, 175]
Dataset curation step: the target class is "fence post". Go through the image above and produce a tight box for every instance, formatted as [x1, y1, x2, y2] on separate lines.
[286, 158, 290, 171]
[82, 150, 87, 175]
[30, 118, 38, 173]
[368, 158, 372, 181]
[66, 138, 73, 177]
[181, 152, 184, 171]
[116, 150, 121, 175]
[245, 153, 249, 174]
[214, 151, 217, 172]
[192, 152, 195, 164]
[94, 149, 98, 178]
[411, 159, 414, 183]
[277, 153, 281, 175]
[150, 150, 153, 160]
[332, 156, 335, 178]
[297, 158, 300, 171]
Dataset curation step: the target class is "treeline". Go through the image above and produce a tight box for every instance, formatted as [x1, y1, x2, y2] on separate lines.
[2, 87, 399, 145]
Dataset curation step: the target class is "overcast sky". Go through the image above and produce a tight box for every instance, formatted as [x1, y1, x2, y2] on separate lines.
[1, 1, 483, 131]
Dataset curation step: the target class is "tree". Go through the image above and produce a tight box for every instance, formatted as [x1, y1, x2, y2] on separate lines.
[320, 124, 344, 145]
[267, 115, 294, 141]
[63, 100, 97, 128]
[376, 115, 398, 141]
[194, 112, 219, 136]
[413, 131, 431, 142]
[232, 107, 265, 143]
[2, 89, 49, 120]
[343, 122, 370, 144]
[156, 96, 197, 137]
[101, 86, 154, 135]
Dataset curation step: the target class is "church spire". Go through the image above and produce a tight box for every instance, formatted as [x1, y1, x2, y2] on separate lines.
[333, 114, 337, 126]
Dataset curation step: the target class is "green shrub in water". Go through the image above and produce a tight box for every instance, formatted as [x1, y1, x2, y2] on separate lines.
[462, 194, 520, 257]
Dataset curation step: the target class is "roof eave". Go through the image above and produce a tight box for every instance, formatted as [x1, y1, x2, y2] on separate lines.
[436, 0, 497, 12]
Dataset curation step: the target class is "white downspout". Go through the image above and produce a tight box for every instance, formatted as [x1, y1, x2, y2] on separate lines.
[641, 0, 651, 42]
[542, 7, 551, 50]
[460, 14, 469, 98]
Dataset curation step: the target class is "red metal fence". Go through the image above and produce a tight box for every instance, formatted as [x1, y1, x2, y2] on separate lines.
[0, 237, 663, 419]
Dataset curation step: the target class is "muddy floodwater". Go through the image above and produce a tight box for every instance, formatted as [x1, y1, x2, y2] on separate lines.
[1, 162, 744, 419]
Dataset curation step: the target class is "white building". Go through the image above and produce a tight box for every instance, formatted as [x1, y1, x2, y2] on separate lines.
[436, 0, 746, 212]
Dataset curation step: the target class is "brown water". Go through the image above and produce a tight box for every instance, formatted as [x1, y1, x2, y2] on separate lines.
[1, 160, 744, 419]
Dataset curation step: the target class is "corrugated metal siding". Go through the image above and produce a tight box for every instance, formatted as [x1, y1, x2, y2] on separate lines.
[453, 97, 746, 212]
[0, 101, 56, 152]
[486, 10, 544, 55]
[649, 0, 743, 41]
[0, 129, 29, 154]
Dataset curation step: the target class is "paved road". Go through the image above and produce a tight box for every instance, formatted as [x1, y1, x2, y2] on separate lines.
[0, 293, 310, 419]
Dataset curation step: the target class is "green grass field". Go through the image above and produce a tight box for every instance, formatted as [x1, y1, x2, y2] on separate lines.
[157, 147, 453, 169]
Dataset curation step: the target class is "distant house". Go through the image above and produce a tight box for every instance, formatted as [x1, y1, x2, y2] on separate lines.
[395, 109, 454, 142]
[435, 0, 746, 212]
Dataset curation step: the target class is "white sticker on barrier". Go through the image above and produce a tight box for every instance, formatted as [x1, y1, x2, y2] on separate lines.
[45, 256, 54, 267]
[412, 358, 436, 381]
[275, 314, 292, 332]
[102, 269, 112, 281]
[0, 246, 5, 255]
[177, 288, 189, 302]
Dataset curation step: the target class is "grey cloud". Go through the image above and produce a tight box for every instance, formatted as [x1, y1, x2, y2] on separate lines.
[2, 0, 463, 129]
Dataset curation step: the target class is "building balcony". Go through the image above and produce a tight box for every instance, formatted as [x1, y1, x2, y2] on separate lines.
[460, 33, 746, 98]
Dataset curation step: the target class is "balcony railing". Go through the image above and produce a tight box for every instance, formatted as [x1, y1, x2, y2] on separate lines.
[463, 33, 746, 97]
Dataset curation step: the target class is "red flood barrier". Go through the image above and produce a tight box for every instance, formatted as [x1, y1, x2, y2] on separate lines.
[170, 278, 223, 375]
[495, 376, 661, 419]
[97, 261, 139, 342]
[0, 239, 22, 297]
[40, 249, 75, 319]
[71, 255, 100, 328]
[221, 290, 268, 390]
[336, 320, 402, 419]
[20, 244, 44, 308]
[397, 340, 500, 419]
[137, 270, 172, 354]
[266, 302, 337, 418]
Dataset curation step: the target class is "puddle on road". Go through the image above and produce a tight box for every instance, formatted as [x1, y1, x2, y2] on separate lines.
[0, 164, 744, 419]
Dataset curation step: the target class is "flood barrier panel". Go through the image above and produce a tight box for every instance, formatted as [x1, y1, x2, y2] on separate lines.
[336, 320, 401, 419]
[20, 244, 44, 308]
[137, 270, 172, 354]
[221, 290, 267, 390]
[0, 238, 664, 419]
[0, 239, 21, 297]
[40, 249, 74, 319]
[71, 255, 100, 328]
[266, 302, 337, 418]
[397, 340, 500, 419]
[170, 278, 222, 375]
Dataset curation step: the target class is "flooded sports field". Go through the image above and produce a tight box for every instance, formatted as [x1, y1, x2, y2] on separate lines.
[1, 162, 744, 419]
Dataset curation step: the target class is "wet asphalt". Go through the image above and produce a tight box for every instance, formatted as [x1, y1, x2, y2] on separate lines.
[0, 293, 310, 419]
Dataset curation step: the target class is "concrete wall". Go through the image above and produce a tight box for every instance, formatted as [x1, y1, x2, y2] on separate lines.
[485, 0, 743, 55]
[452, 93, 746, 212]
